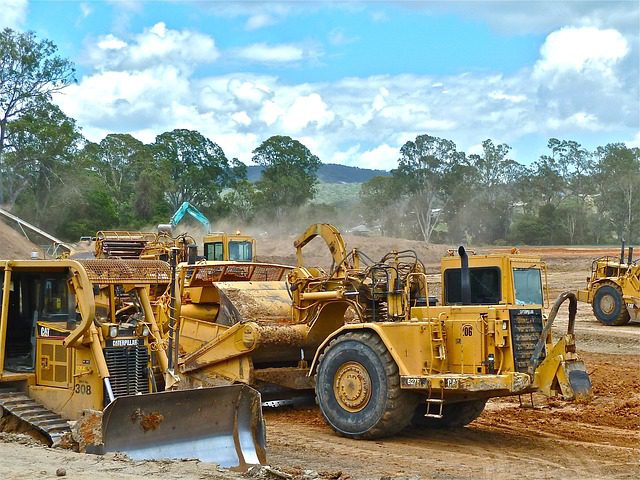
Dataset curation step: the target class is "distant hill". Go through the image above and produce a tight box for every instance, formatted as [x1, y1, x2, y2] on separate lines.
[246, 163, 390, 183]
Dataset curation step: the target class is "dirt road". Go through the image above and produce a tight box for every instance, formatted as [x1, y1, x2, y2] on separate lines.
[0, 245, 638, 479]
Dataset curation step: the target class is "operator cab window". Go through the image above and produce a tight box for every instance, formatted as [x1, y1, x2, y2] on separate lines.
[2, 271, 72, 372]
[444, 267, 501, 305]
[204, 242, 224, 261]
[513, 268, 543, 305]
[229, 241, 252, 261]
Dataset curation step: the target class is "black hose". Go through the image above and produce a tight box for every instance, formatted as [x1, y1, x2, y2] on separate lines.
[528, 291, 577, 375]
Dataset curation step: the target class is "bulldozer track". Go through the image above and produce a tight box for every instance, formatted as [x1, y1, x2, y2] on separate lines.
[0, 389, 70, 444]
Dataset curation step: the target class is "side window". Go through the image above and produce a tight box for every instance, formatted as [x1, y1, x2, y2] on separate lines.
[205, 242, 224, 261]
[42, 275, 72, 320]
[444, 267, 501, 305]
[513, 268, 543, 305]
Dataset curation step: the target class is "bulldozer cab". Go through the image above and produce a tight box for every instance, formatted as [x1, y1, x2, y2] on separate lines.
[203, 233, 256, 262]
[440, 253, 547, 307]
[1, 267, 75, 375]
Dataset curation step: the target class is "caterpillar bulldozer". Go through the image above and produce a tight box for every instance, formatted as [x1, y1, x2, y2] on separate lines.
[576, 242, 639, 325]
[0, 258, 265, 468]
[171, 223, 592, 439]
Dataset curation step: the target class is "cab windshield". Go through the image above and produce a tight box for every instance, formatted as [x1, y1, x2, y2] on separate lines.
[513, 268, 543, 305]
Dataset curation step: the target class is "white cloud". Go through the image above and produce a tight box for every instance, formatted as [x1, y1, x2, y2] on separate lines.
[413, 1, 639, 36]
[231, 111, 252, 127]
[235, 43, 305, 63]
[86, 22, 218, 71]
[489, 91, 526, 103]
[328, 28, 358, 46]
[259, 100, 284, 127]
[245, 13, 276, 30]
[79, 2, 92, 19]
[360, 144, 399, 170]
[535, 27, 629, 76]
[546, 112, 600, 130]
[282, 93, 335, 132]
[1, 0, 27, 29]
[97, 34, 127, 50]
[627, 131, 640, 148]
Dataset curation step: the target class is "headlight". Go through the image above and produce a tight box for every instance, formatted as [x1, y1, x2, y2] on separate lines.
[109, 326, 118, 338]
[142, 325, 150, 337]
[502, 320, 509, 331]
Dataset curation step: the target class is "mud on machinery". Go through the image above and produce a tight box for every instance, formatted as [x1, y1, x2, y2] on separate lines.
[175, 224, 592, 439]
[0, 258, 265, 468]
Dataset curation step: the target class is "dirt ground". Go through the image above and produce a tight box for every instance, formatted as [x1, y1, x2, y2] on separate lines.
[0, 236, 639, 479]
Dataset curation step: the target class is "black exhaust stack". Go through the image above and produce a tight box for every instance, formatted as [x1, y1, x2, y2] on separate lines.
[459, 246, 471, 305]
[620, 239, 625, 265]
[628, 247, 634, 265]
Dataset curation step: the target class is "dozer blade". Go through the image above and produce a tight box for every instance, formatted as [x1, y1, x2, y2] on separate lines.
[100, 385, 266, 469]
[562, 360, 593, 402]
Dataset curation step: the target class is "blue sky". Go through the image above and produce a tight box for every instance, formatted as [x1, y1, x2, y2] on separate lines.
[4, 1, 639, 169]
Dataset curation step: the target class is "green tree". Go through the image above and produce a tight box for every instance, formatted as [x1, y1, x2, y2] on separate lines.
[545, 139, 595, 244]
[467, 139, 523, 243]
[55, 173, 119, 239]
[594, 143, 640, 242]
[153, 129, 240, 211]
[4, 101, 83, 227]
[223, 179, 257, 224]
[252, 135, 321, 221]
[0, 28, 75, 204]
[360, 175, 403, 237]
[394, 134, 466, 243]
[83, 133, 157, 225]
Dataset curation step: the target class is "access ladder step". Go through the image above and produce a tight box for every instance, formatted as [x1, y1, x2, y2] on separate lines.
[424, 413, 444, 419]
[0, 390, 71, 443]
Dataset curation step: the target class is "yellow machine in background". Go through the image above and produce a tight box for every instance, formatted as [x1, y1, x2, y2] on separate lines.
[202, 232, 257, 262]
[171, 223, 592, 439]
[94, 230, 197, 263]
[0, 258, 265, 468]
[577, 243, 639, 325]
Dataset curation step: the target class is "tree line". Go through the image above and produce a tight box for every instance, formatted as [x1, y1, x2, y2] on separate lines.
[1, 28, 638, 245]
[361, 136, 639, 246]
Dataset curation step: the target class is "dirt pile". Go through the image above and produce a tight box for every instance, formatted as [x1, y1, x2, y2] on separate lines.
[0, 218, 41, 259]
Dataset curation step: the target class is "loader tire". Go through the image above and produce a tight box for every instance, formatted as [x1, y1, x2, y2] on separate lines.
[592, 283, 630, 326]
[315, 331, 419, 439]
[411, 399, 487, 428]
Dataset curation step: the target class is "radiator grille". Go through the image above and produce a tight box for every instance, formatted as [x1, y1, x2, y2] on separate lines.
[104, 345, 150, 400]
[510, 309, 545, 373]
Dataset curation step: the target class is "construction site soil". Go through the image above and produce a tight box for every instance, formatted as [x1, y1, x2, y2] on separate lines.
[0, 223, 638, 479]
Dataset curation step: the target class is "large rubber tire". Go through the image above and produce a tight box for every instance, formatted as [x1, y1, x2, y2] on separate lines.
[315, 331, 419, 439]
[592, 283, 630, 326]
[411, 399, 487, 428]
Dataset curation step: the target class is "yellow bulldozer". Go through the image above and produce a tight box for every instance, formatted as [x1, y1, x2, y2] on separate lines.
[0, 258, 265, 467]
[171, 223, 592, 439]
[576, 242, 639, 325]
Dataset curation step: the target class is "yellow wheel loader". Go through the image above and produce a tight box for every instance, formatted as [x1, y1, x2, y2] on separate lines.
[0, 258, 265, 468]
[576, 242, 639, 325]
[171, 224, 592, 439]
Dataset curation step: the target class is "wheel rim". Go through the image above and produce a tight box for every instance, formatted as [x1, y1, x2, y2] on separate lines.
[599, 293, 616, 315]
[333, 361, 372, 413]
